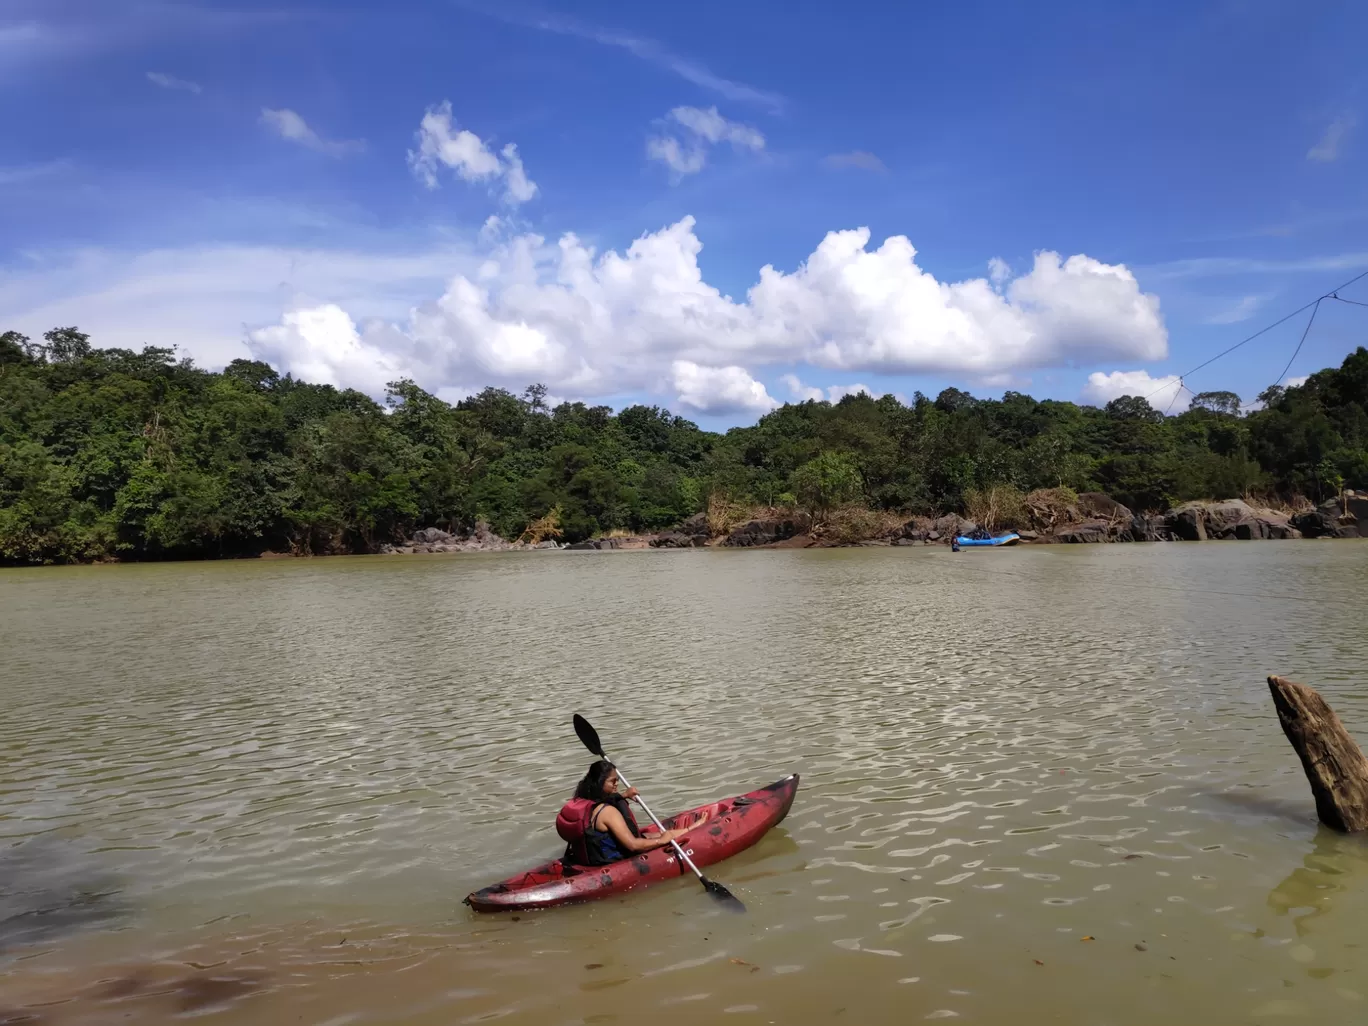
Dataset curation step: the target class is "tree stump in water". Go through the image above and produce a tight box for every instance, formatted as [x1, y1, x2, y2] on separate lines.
[1267, 675, 1368, 833]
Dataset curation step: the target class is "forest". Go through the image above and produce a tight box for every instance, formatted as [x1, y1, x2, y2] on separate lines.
[2, 325, 1367, 564]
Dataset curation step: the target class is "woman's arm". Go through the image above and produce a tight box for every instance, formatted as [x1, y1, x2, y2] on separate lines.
[598, 805, 710, 854]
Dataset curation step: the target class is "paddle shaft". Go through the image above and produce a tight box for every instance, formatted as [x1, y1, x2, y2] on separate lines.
[613, 766, 707, 883]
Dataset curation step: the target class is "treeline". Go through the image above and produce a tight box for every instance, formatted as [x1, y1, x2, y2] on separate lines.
[1, 326, 1366, 564]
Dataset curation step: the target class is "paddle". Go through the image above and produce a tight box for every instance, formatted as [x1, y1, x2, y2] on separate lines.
[572, 713, 745, 913]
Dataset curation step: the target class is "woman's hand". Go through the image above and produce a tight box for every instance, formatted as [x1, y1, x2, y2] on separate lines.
[621, 787, 639, 801]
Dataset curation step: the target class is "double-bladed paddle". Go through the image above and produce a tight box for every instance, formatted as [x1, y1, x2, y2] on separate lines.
[572, 713, 745, 913]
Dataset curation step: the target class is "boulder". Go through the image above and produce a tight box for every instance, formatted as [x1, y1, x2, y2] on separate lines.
[722, 516, 808, 547]
[1077, 492, 1133, 520]
[1166, 503, 1208, 541]
[650, 531, 699, 548]
[412, 527, 455, 545]
[1053, 518, 1111, 544]
[1016, 530, 1039, 542]
[933, 515, 975, 540]
[565, 540, 597, 550]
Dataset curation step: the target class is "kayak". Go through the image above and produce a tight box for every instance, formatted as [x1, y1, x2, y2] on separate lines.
[465, 773, 799, 912]
[954, 532, 1020, 547]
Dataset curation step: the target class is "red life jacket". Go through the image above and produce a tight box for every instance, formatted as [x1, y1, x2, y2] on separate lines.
[556, 796, 641, 865]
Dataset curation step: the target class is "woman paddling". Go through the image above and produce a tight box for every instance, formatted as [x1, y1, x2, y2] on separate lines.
[557, 759, 710, 866]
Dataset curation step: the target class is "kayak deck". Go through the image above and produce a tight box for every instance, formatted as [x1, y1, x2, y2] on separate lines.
[465, 774, 799, 912]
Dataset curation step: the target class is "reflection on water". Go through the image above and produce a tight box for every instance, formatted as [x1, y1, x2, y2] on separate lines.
[2, 542, 1368, 1023]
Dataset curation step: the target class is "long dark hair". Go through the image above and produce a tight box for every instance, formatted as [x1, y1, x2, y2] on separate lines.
[574, 759, 616, 801]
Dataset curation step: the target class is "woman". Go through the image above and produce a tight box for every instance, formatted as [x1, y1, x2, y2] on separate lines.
[556, 759, 711, 866]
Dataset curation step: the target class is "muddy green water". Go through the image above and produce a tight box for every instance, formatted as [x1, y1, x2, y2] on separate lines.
[3, 544, 1368, 1025]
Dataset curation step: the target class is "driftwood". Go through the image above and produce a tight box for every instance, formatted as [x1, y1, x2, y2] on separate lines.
[1268, 675, 1368, 832]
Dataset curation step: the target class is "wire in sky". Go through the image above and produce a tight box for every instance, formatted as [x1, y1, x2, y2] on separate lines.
[1268, 297, 1321, 392]
[1142, 266, 1368, 402]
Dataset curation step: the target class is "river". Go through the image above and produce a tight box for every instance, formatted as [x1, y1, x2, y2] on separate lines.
[3, 543, 1368, 1024]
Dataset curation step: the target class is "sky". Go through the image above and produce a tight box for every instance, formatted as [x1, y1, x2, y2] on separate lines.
[2, 0, 1367, 427]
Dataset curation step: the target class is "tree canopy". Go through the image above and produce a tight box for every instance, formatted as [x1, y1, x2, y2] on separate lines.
[3, 326, 1367, 564]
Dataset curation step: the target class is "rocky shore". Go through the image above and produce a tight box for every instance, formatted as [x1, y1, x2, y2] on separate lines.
[377, 491, 1366, 555]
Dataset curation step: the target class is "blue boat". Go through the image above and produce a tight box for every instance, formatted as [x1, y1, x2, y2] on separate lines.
[953, 532, 1021, 548]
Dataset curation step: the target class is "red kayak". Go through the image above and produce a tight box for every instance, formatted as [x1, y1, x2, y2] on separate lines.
[465, 774, 799, 912]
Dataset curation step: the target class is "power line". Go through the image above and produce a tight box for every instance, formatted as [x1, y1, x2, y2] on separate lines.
[1330, 293, 1368, 309]
[1268, 297, 1321, 392]
[1143, 267, 1368, 402]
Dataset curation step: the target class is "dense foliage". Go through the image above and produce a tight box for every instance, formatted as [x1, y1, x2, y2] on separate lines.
[3, 325, 1367, 564]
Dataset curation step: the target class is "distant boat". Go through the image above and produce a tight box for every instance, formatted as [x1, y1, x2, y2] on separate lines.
[953, 532, 1021, 548]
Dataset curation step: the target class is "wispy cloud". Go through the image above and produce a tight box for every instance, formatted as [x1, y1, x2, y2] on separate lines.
[463, 3, 784, 112]
[822, 151, 887, 173]
[0, 159, 72, 186]
[1145, 252, 1368, 280]
[260, 108, 363, 158]
[647, 106, 764, 180]
[0, 20, 41, 49]
[1204, 294, 1265, 324]
[1307, 114, 1355, 162]
[146, 70, 201, 94]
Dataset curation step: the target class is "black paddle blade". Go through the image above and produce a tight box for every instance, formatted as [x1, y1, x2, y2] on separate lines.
[572, 713, 605, 757]
[702, 877, 746, 913]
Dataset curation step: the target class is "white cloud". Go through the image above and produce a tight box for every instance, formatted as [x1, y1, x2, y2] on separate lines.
[1204, 294, 1263, 324]
[822, 151, 886, 173]
[5, 218, 1168, 423]
[249, 305, 407, 397]
[781, 373, 825, 402]
[647, 106, 764, 180]
[671, 360, 778, 414]
[146, 71, 201, 94]
[260, 108, 362, 157]
[1082, 370, 1183, 412]
[1307, 115, 1355, 162]
[408, 102, 538, 206]
[236, 218, 1163, 408]
[1284, 375, 1309, 388]
[781, 374, 873, 403]
[0, 241, 474, 371]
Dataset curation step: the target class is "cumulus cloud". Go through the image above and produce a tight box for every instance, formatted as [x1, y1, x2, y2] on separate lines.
[647, 105, 764, 179]
[408, 101, 538, 206]
[241, 218, 1166, 414]
[822, 150, 886, 173]
[1307, 115, 1355, 162]
[1284, 375, 1309, 388]
[260, 108, 362, 157]
[781, 374, 873, 403]
[146, 71, 200, 93]
[1082, 370, 1183, 412]
[672, 361, 778, 414]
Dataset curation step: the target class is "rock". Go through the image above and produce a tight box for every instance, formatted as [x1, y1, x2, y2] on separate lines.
[1077, 492, 1133, 520]
[1166, 503, 1208, 541]
[723, 516, 809, 547]
[412, 527, 454, 545]
[1292, 509, 1354, 539]
[932, 515, 974, 542]
[926, 530, 941, 542]
[1268, 675, 1368, 832]
[565, 540, 596, 550]
[1053, 518, 1111, 544]
[651, 531, 701, 548]
[1016, 530, 1039, 542]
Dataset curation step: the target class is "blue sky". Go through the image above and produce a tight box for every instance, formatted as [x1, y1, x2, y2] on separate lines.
[2, 0, 1366, 426]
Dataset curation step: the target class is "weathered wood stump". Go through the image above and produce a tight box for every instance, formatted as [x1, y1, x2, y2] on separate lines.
[1268, 675, 1368, 832]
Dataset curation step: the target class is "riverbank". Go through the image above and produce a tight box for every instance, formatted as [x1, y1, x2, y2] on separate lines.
[369, 490, 1367, 556]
